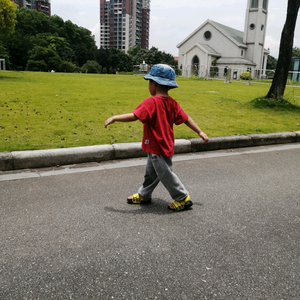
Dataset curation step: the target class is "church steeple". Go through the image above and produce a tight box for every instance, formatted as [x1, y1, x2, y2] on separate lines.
[243, 0, 269, 72]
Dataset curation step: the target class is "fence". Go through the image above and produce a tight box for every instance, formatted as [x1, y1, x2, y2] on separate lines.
[133, 64, 179, 76]
[180, 64, 300, 83]
[181, 64, 274, 80]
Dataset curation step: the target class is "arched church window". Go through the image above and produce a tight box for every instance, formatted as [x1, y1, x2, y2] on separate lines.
[192, 56, 199, 76]
[251, 0, 258, 8]
[263, 0, 268, 10]
[192, 56, 199, 65]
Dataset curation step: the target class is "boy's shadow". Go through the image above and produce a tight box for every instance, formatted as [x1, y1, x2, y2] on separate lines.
[104, 198, 202, 215]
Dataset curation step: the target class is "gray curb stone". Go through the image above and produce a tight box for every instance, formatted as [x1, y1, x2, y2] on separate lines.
[190, 135, 252, 152]
[175, 139, 192, 154]
[11, 145, 114, 170]
[0, 152, 14, 171]
[291, 131, 300, 142]
[1, 131, 300, 171]
[113, 142, 147, 159]
[248, 131, 298, 146]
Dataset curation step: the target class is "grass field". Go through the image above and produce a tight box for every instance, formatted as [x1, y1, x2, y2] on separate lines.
[1, 71, 300, 152]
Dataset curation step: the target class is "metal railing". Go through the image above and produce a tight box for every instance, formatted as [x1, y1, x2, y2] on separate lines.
[178, 65, 300, 83]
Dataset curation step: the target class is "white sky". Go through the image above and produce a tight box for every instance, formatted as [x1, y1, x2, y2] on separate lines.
[51, 0, 300, 59]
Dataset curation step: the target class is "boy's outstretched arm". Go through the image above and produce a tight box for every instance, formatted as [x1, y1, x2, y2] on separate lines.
[184, 116, 209, 143]
[104, 113, 138, 128]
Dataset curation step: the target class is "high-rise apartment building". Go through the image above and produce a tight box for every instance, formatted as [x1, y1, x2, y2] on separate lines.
[10, 0, 51, 17]
[100, 0, 150, 52]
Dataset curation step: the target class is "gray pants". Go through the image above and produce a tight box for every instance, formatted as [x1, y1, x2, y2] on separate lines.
[138, 153, 189, 201]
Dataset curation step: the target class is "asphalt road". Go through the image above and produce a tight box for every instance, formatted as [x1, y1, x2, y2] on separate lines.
[1, 144, 299, 300]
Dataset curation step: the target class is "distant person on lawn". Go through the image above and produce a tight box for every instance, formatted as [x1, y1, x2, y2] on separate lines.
[104, 64, 209, 211]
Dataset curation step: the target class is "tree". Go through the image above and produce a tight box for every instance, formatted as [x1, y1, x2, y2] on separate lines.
[26, 46, 61, 71]
[49, 15, 65, 37]
[3, 8, 51, 70]
[95, 48, 132, 73]
[266, 55, 277, 70]
[15, 7, 50, 36]
[0, 0, 17, 38]
[59, 60, 80, 73]
[4, 31, 33, 69]
[63, 20, 97, 66]
[292, 46, 300, 57]
[82, 60, 102, 73]
[3, 9, 97, 70]
[130, 46, 176, 67]
[266, 0, 300, 99]
[127, 44, 142, 57]
[31, 33, 74, 63]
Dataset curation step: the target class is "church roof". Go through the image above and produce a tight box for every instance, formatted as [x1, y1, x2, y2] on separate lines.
[210, 21, 244, 45]
[217, 57, 256, 66]
[198, 43, 220, 55]
[177, 19, 246, 48]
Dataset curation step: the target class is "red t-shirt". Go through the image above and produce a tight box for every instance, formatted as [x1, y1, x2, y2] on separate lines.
[133, 95, 188, 157]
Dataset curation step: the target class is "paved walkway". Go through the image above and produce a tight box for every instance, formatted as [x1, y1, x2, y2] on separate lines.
[1, 143, 299, 299]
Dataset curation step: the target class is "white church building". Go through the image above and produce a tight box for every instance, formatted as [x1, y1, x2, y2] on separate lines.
[177, 0, 270, 79]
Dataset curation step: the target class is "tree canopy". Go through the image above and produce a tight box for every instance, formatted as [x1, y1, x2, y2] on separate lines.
[292, 46, 300, 57]
[3, 9, 97, 70]
[0, 0, 17, 38]
[266, 55, 277, 70]
[129, 45, 176, 67]
[2, 8, 176, 73]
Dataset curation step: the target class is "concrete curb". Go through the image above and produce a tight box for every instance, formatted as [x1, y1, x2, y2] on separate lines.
[1, 131, 300, 171]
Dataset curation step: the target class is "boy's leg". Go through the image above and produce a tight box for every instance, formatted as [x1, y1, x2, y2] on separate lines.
[138, 153, 160, 199]
[150, 154, 188, 201]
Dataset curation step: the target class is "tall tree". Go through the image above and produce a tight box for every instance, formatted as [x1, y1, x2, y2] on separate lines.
[4, 31, 33, 69]
[266, 55, 277, 70]
[94, 47, 133, 73]
[26, 46, 61, 72]
[15, 7, 50, 36]
[0, 0, 17, 38]
[3, 9, 97, 69]
[130, 46, 176, 67]
[266, 0, 300, 99]
[292, 46, 300, 57]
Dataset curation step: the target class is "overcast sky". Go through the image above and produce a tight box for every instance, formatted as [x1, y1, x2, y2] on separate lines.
[51, 0, 300, 59]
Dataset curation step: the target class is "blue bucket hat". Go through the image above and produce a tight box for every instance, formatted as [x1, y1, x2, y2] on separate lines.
[144, 64, 178, 88]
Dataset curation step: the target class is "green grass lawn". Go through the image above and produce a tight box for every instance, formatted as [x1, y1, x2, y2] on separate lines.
[1, 71, 300, 152]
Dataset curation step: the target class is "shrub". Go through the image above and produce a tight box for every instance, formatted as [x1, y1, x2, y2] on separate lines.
[59, 61, 80, 73]
[108, 67, 115, 74]
[81, 60, 102, 74]
[240, 72, 253, 80]
[26, 46, 61, 71]
[26, 60, 47, 71]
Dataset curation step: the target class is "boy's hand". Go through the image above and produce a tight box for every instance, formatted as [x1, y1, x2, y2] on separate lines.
[199, 131, 209, 143]
[104, 117, 115, 128]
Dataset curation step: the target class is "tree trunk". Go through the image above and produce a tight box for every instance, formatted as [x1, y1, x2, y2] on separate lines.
[266, 0, 300, 99]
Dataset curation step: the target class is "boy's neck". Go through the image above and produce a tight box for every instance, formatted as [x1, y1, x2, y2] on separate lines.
[155, 85, 170, 97]
[155, 92, 169, 97]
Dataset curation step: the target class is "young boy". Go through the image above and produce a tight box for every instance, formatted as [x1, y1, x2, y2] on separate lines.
[104, 64, 209, 211]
